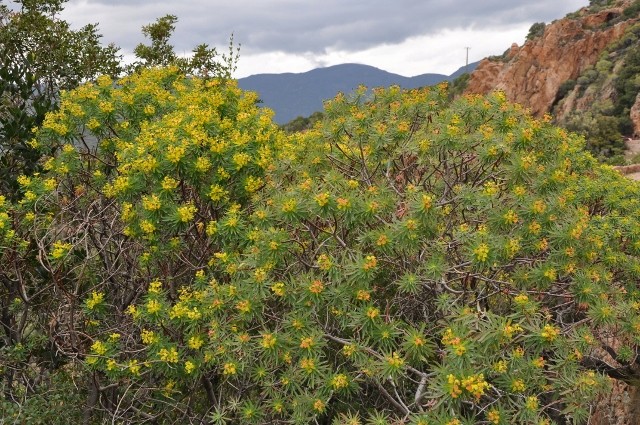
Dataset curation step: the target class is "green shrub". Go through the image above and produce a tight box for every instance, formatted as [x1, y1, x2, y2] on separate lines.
[526, 22, 546, 41]
[7, 74, 640, 424]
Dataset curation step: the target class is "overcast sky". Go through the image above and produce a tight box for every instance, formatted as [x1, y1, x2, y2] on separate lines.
[57, 0, 590, 78]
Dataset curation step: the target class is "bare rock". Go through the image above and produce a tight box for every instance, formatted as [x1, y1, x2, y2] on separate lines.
[464, 6, 630, 117]
[631, 92, 640, 137]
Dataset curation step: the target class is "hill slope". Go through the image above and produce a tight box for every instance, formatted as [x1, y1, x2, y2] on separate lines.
[464, 0, 640, 162]
[238, 62, 478, 124]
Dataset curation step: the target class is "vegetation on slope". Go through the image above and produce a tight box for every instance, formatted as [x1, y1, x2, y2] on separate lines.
[554, 3, 640, 163]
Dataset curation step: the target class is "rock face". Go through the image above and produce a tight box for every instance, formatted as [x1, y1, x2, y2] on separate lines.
[631, 92, 640, 137]
[591, 382, 640, 425]
[465, 6, 630, 116]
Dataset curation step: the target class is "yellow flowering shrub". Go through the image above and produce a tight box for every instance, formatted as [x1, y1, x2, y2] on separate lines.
[8, 73, 640, 424]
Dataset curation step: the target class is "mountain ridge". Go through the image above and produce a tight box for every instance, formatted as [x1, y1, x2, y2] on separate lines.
[238, 62, 478, 124]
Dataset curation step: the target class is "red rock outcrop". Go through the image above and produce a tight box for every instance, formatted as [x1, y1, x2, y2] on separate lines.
[465, 6, 631, 116]
[631, 92, 640, 137]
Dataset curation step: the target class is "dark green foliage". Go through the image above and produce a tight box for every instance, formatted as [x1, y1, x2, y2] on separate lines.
[623, 0, 640, 18]
[448, 72, 470, 99]
[613, 45, 640, 116]
[564, 112, 626, 160]
[132, 14, 179, 69]
[0, 371, 85, 425]
[526, 22, 546, 41]
[576, 68, 599, 89]
[0, 8, 120, 420]
[0, 1, 120, 196]
[589, 0, 613, 6]
[281, 111, 325, 133]
[0, 52, 53, 197]
[556, 20, 640, 158]
[129, 14, 239, 78]
[556, 79, 576, 101]
[588, 0, 615, 11]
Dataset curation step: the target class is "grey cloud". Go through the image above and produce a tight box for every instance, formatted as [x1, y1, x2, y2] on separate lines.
[63, 0, 588, 57]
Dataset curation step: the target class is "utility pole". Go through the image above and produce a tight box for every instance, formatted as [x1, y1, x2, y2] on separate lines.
[465, 47, 471, 73]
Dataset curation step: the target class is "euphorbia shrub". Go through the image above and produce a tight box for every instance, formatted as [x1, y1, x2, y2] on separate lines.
[10, 73, 640, 424]
[204, 85, 640, 424]
[10, 67, 283, 422]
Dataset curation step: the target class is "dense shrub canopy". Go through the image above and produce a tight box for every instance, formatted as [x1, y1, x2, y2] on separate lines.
[4, 69, 640, 424]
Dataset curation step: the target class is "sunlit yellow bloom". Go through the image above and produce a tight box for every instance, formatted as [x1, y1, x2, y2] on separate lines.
[146, 299, 161, 314]
[177, 204, 197, 222]
[50, 241, 72, 259]
[223, 362, 236, 375]
[540, 324, 560, 342]
[158, 347, 179, 363]
[142, 194, 162, 211]
[386, 351, 404, 368]
[188, 335, 204, 350]
[511, 378, 526, 392]
[139, 220, 155, 234]
[128, 360, 141, 376]
[91, 340, 107, 356]
[86, 291, 104, 309]
[474, 243, 489, 262]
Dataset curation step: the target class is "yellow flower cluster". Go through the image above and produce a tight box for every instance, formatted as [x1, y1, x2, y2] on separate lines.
[316, 254, 333, 271]
[331, 373, 349, 390]
[223, 362, 237, 375]
[188, 335, 203, 350]
[91, 340, 107, 356]
[525, 395, 539, 410]
[511, 378, 526, 392]
[514, 294, 529, 305]
[308, 279, 324, 294]
[270, 282, 285, 297]
[314, 192, 330, 207]
[447, 373, 490, 400]
[184, 360, 196, 374]
[142, 194, 161, 211]
[540, 324, 560, 342]
[503, 209, 519, 225]
[502, 322, 523, 340]
[177, 204, 197, 222]
[261, 333, 277, 349]
[146, 299, 162, 314]
[362, 255, 377, 271]
[141, 329, 158, 345]
[313, 399, 325, 412]
[158, 347, 179, 363]
[299, 358, 316, 373]
[385, 351, 404, 369]
[473, 243, 489, 262]
[487, 409, 501, 424]
[86, 291, 104, 310]
[50, 241, 72, 259]
[442, 328, 467, 356]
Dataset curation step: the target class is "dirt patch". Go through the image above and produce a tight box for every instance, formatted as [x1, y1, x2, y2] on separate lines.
[625, 139, 640, 160]
[627, 172, 640, 181]
[616, 140, 640, 180]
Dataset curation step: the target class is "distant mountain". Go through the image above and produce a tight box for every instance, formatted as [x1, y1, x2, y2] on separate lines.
[238, 62, 479, 124]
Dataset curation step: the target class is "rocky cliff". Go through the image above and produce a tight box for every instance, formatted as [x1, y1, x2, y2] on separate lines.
[465, 4, 632, 117]
[631, 92, 640, 136]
